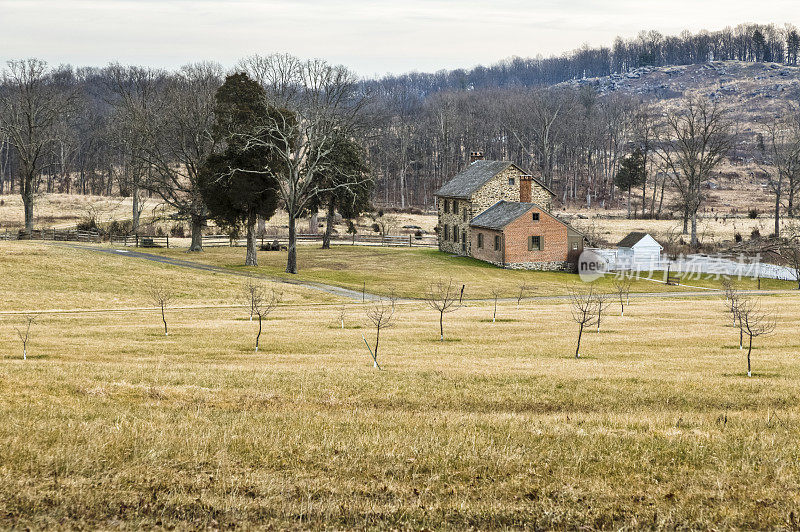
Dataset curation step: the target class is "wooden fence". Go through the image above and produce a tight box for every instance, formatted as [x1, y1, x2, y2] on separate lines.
[2, 228, 101, 243]
[201, 232, 437, 248]
[109, 234, 170, 248]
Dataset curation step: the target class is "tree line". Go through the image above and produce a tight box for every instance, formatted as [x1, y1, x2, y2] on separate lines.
[2, 23, 800, 266]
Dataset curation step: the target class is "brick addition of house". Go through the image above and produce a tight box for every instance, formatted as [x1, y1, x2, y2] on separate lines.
[434, 153, 584, 271]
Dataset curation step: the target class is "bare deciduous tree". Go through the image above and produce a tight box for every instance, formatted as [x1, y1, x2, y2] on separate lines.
[239, 54, 368, 274]
[248, 283, 283, 352]
[736, 297, 776, 377]
[148, 284, 175, 336]
[14, 315, 36, 360]
[424, 279, 460, 341]
[490, 287, 501, 323]
[657, 97, 732, 248]
[593, 291, 611, 332]
[570, 286, 598, 358]
[338, 303, 347, 329]
[612, 276, 632, 317]
[363, 294, 396, 369]
[516, 282, 533, 309]
[0, 59, 77, 232]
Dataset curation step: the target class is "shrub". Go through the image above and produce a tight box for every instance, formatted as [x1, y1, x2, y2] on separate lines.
[750, 228, 761, 240]
[155, 226, 165, 237]
[748, 208, 759, 219]
[372, 223, 381, 233]
[170, 224, 185, 237]
[76, 217, 99, 232]
[734, 232, 742, 243]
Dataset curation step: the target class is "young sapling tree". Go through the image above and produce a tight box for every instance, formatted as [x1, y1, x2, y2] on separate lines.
[612, 276, 632, 317]
[14, 315, 36, 360]
[593, 291, 611, 332]
[363, 294, 396, 369]
[569, 286, 598, 358]
[737, 298, 776, 377]
[424, 279, 460, 341]
[338, 303, 347, 329]
[516, 282, 533, 309]
[490, 287, 501, 323]
[249, 283, 282, 352]
[148, 284, 175, 336]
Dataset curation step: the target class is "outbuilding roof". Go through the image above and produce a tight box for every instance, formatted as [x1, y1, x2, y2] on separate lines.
[618, 231, 653, 248]
[434, 160, 555, 199]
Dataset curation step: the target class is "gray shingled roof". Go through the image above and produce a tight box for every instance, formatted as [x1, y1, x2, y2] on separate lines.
[469, 201, 535, 230]
[618, 231, 648, 248]
[434, 160, 513, 199]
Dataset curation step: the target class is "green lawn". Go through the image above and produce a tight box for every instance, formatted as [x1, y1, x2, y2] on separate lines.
[144, 244, 796, 298]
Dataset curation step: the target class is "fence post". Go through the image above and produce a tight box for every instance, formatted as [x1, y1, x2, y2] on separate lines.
[409, 234, 412, 247]
[166, 235, 169, 249]
[136, 234, 139, 248]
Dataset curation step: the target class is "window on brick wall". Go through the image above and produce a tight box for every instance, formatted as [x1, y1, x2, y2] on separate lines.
[531, 212, 540, 221]
[494, 235, 500, 250]
[477, 233, 483, 248]
[528, 235, 542, 251]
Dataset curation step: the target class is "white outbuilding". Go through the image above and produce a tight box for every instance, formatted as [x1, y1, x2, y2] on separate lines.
[616, 232, 663, 266]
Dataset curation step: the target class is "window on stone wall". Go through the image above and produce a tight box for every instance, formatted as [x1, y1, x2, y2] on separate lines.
[444, 200, 449, 213]
[477, 233, 483, 248]
[528, 235, 542, 251]
[508, 177, 515, 186]
[494, 235, 500, 251]
[462, 207, 468, 221]
[572, 241, 578, 250]
[453, 226, 458, 242]
[531, 212, 540, 221]
[443, 224, 449, 240]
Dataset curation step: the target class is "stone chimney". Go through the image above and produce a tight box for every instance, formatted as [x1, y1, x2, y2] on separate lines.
[469, 151, 485, 164]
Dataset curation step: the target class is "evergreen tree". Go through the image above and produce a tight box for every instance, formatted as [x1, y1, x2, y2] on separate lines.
[753, 29, 767, 61]
[615, 148, 646, 219]
[199, 73, 282, 266]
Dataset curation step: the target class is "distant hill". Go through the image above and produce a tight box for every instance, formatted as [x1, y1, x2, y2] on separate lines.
[558, 60, 800, 126]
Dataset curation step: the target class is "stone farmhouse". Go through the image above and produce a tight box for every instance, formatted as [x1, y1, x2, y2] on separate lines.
[435, 153, 584, 271]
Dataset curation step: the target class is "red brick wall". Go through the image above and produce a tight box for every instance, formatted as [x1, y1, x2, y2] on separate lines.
[470, 206, 574, 266]
[470, 228, 504, 264]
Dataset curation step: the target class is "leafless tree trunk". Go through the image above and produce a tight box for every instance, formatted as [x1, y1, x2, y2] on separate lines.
[14, 315, 36, 360]
[0, 59, 76, 232]
[424, 279, 460, 341]
[363, 294, 396, 369]
[148, 284, 175, 336]
[656, 97, 732, 248]
[737, 297, 775, 377]
[570, 286, 598, 358]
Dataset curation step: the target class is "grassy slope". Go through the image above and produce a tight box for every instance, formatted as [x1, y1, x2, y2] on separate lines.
[1, 242, 800, 529]
[146, 244, 794, 298]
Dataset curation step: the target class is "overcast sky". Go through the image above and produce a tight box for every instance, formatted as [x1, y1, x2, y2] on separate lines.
[1, 0, 798, 78]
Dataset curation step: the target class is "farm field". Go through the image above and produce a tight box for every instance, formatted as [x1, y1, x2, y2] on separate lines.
[1, 241, 800, 529]
[145, 244, 796, 299]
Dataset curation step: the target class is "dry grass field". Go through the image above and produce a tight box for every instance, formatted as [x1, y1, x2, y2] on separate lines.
[0, 193, 162, 231]
[1, 241, 800, 529]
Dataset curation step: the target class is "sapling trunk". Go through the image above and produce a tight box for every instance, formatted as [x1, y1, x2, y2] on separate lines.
[575, 324, 583, 358]
[747, 336, 753, 377]
[255, 314, 262, 352]
[439, 312, 444, 341]
[161, 303, 168, 336]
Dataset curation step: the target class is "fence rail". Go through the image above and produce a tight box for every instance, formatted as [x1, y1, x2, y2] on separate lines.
[2, 228, 102, 243]
[109, 234, 170, 248]
[200, 232, 438, 248]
